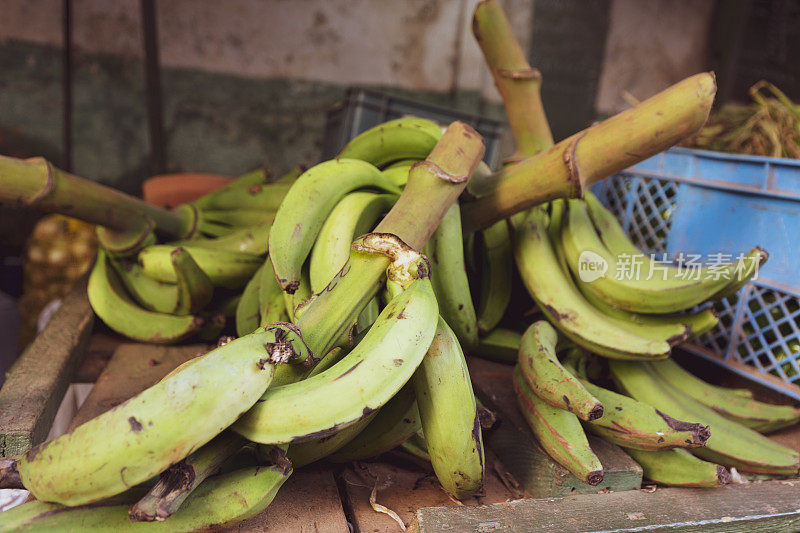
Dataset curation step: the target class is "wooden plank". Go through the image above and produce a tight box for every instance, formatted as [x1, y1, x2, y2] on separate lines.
[411, 479, 800, 532]
[68, 342, 349, 531]
[468, 356, 643, 497]
[340, 449, 520, 532]
[0, 276, 94, 456]
[227, 467, 349, 532]
[72, 332, 124, 383]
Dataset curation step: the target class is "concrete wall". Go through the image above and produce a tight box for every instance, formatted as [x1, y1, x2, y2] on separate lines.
[0, 0, 540, 192]
[595, 0, 715, 114]
[0, 0, 716, 195]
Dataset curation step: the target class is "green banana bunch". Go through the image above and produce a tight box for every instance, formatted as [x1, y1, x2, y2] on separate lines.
[471, 328, 521, 363]
[329, 382, 420, 462]
[189, 167, 271, 210]
[109, 248, 213, 316]
[609, 360, 800, 474]
[138, 245, 262, 289]
[338, 117, 442, 167]
[512, 365, 604, 485]
[129, 432, 246, 522]
[177, 220, 272, 255]
[236, 262, 264, 336]
[513, 207, 671, 360]
[572, 370, 711, 451]
[4, 324, 308, 505]
[88, 249, 205, 343]
[413, 317, 484, 498]
[259, 258, 289, 326]
[649, 359, 800, 432]
[584, 191, 768, 302]
[424, 203, 479, 349]
[381, 159, 418, 187]
[0, 464, 290, 531]
[199, 209, 274, 229]
[579, 286, 719, 341]
[233, 251, 438, 444]
[563, 198, 759, 313]
[190, 167, 294, 212]
[475, 219, 512, 335]
[625, 448, 730, 488]
[517, 321, 604, 421]
[268, 158, 400, 293]
[308, 191, 397, 292]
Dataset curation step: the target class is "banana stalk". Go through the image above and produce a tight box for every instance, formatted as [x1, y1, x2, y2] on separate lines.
[0, 155, 195, 252]
[471, 0, 553, 163]
[461, 72, 717, 233]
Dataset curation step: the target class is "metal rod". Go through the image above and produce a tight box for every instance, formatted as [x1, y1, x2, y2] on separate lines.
[141, 0, 166, 175]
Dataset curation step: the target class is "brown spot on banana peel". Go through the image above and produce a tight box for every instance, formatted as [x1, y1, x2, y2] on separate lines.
[655, 409, 710, 446]
[0, 458, 22, 489]
[128, 417, 144, 432]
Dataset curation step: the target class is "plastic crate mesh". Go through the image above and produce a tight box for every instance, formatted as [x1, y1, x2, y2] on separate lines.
[596, 174, 677, 254]
[733, 285, 800, 383]
[601, 173, 800, 385]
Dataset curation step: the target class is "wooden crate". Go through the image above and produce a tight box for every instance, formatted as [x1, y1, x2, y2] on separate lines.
[2, 288, 800, 531]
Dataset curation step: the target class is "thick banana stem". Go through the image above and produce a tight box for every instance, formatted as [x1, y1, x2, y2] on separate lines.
[0, 155, 192, 238]
[472, 0, 553, 162]
[462, 72, 717, 233]
[295, 121, 484, 358]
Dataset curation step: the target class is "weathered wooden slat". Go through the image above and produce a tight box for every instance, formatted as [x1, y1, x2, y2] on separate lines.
[72, 332, 124, 383]
[468, 356, 643, 497]
[340, 449, 519, 532]
[68, 342, 350, 530]
[411, 479, 800, 532]
[226, 467, 349, 532]
[0, 276, 94, 456]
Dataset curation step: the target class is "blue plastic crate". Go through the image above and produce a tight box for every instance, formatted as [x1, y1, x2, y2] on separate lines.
[594, 147, 800, 400]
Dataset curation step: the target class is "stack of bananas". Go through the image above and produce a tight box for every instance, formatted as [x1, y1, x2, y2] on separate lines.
[0, 118, 494, 529]
[18, 214, 97, 348]
[506, 198, 800, 488]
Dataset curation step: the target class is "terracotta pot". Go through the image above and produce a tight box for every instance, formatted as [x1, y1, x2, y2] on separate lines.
[143, 173, 232, 208]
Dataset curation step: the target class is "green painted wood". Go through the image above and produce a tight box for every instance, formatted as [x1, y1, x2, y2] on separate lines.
[411, 479, 800, 532]
[0, 276, 94, 456]
[468, 356, 642, 497]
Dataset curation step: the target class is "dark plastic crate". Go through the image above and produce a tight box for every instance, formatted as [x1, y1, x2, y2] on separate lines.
[324, 87, 503, 167]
